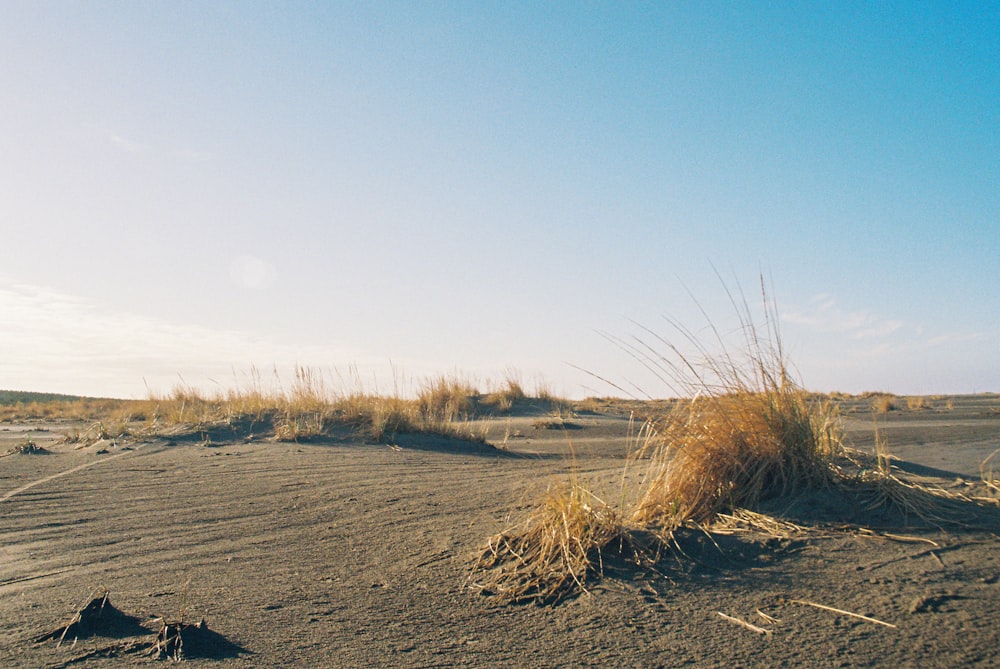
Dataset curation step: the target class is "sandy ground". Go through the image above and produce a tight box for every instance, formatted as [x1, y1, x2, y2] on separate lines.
[1, 397, 999, 668]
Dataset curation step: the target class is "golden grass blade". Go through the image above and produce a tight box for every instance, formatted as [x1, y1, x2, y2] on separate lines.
[981, 447, 1000, 496]
[881, 532, 941, 547]
[756, 609, 781, 625]
[717, 611, 771, 636]
[789, 599, 896, 628]
[855, 528, 941, 546]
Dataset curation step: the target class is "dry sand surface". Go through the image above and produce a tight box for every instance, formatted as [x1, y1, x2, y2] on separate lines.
[2, 396, 999, 667]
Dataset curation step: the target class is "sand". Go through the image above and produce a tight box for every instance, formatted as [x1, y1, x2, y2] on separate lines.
[2, 396, 999, 667]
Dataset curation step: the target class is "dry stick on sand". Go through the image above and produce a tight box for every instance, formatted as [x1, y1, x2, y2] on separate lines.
[863, 544, 963, 572]
[756, 609, 781, 625]
[717, 611, 772, 636]
[789, 599, 897, 628]
[879, 532, 941, 547]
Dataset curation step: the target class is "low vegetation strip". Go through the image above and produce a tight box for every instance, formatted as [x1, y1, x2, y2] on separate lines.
[0, 370, 562, 447]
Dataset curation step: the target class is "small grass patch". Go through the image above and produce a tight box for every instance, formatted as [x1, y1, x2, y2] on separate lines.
[471, 480, 662, 605]
[871, 394, 897, 414]
[481, 373, 527, 414]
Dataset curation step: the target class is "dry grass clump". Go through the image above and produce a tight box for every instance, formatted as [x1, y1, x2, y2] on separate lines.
[620, 278, 843, 527]
[475, 278, 990, 604]
[481, 374, 527, 413]
[0, 395, 139, 424]
[572, 397, 605, 414]
[477, 280, 844, 601]
[980, 448, 1000, 498]
[417, 376, 479, 421]
[2, 367, 554, 447]
[839, 428, 971, 525]
[472, 481, 654, 604]
[137, 367, 495, 445]
[338, 393, 421, 441]
[871, 394, 897, 414]
[632, 387, 841, 526]
[62, 418, 137, 445]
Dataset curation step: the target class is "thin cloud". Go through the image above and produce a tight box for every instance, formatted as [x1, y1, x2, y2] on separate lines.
[0, 279, 373, 397]
[855, 320, 904, 339]
[175, 147, 214, 162]
[782, 294, 994, 357]
[926, 330, 998, 347]
[229, 254, 277, 289]
[109, 133, 144, 153]
[782, 294, 904, 340]
[94, 125, 212, 162]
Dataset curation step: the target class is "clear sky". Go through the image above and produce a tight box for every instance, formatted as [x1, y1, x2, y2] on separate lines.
[2, 1, 998, 399]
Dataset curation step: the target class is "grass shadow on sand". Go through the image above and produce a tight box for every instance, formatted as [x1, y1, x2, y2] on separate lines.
[149, 617, 248, 661]
[34, 590, 149, 645]
[34, 590, 249, 664]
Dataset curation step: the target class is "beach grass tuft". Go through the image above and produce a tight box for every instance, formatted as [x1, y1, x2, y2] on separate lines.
[474, 277, 992, 604]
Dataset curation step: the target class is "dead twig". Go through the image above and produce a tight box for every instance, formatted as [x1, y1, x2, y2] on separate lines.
[717, 611, 771, 635]
[855, 528, 941, 547]
[789, 599, 896, 628]
[863, 543, 962, 571]
[756, 609, 781, 625]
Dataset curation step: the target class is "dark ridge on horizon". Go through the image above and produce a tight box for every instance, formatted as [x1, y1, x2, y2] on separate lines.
[0, 390, 123, 405]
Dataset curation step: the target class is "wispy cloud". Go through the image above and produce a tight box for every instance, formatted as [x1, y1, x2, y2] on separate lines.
[109, 133, 145, 153]
[782, 293, 903, 340]
[175, 147, 214, 162]
[0, 279, 372, 398]
[781, 293, 999, 393]
[229, 254, 277, 289]
[90, 124, 213, 162]
[925, 331, 997, 347]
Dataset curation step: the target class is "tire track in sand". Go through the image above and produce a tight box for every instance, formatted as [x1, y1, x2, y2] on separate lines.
[0, 444, 151, 504]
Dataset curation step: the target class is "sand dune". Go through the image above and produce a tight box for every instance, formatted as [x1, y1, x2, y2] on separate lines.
[2, 398, 999, 667]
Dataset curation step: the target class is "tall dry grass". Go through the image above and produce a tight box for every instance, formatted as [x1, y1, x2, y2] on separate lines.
[979, 448, 1000, 501]
[481, 372, 527, 413]
[137, 367, 491, 443]
[417, 375, 479, 422]
[871, 394, 897, 414]
[478, 351, 987, 601]
[0, 396, 140, 423]
[631, 387, 840, 526]
[476, 279, 846, 602]
[475, 278, 981, 603]
[618, 278, 843, 527]
[4, 368, 491, 445]
[3, 367, 563, 447]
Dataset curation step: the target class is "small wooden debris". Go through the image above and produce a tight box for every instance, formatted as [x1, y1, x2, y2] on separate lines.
[756, 609, 781, 625]
[884, 533, 940, 546]
[789, 599, 896, 628]
[717, 611, 771, 636]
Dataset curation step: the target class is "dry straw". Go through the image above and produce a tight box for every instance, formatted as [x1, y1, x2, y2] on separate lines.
[474, 276, 991, 604]
[471, 481, 633, 604]
[476, 277, 844, 601]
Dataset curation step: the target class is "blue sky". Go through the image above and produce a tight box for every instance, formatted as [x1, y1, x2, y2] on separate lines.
[2, 1, 998, 398]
